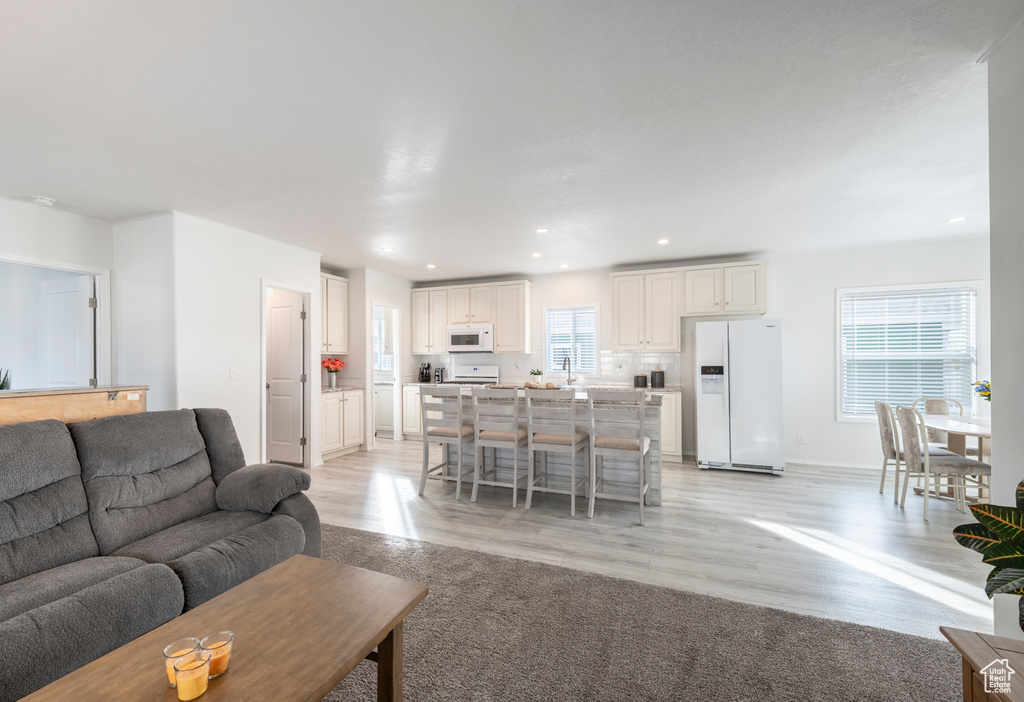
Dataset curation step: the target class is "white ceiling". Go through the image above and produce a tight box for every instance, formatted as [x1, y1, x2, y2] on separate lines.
[1, 1, 1019, 281]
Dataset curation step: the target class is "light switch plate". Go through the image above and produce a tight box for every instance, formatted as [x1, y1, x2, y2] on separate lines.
[229, 366, 239, 380]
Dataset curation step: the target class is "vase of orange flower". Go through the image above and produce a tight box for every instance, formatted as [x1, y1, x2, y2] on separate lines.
[322, 358, 345, 388]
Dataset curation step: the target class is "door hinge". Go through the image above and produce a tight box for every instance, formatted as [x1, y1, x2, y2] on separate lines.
[88, 298, 98, 309]
[300, 311, 307, 320]
[300, 374, 307, 383]
[300, 437, 307, 446]
[89, 378, 98, 387]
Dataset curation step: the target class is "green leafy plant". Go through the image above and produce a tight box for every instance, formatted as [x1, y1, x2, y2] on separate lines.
[954, 479, 1024, 631]
[529, 369, 544, 376]
[0, 368, 9, 390]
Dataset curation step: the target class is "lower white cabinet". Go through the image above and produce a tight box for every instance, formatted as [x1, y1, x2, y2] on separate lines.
[323, 389, 363, 456]
[374, 384, 394, 435]
[402, 384, 422, 436]
[652, 391, 682, 460]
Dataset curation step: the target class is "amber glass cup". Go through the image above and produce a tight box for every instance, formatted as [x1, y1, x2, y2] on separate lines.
[174, 650, 212, 700]
[163, 637, 201, 687]
[200, 631, 234, 678]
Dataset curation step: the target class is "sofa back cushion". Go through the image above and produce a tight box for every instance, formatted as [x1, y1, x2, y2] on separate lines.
[69, 409, 217, 554]
[0, 419, 99, 586]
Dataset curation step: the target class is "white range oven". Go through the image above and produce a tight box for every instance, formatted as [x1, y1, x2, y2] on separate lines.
[446, 323, 494, 353]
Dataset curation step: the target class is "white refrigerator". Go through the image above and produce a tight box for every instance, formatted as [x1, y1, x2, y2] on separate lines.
[695, 320, 785, 475]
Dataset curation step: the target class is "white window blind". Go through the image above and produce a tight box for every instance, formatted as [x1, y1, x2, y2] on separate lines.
[546, 307, 597, 374]
[372, 315, 392, 372]
[839, 285, 977, 418]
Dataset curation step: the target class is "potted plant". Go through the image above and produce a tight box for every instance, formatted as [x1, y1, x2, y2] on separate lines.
[974, 380, 991, 403]
[954, 479, 1024, 631]
[530, 368, 544, 385]
[321, 358, 345, 388]
[0, 368, 9, 390]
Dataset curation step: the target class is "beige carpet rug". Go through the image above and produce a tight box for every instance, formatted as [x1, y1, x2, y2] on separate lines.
[320, 524, 959, 701]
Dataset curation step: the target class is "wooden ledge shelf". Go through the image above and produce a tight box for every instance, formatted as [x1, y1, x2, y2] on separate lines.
[0, 385, 148, 426]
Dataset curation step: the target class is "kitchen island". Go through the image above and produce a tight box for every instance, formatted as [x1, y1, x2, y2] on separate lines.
[434, 386, 665, 506]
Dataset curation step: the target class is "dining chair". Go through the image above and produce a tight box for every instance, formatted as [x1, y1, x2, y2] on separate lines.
[874, 401, 902, 501]
[418, 386, 474, 501]
[524, 388, 589, 516]
[587, 390, 650, 525]
[471, 387, 528, 507]
[912, 397, 978, 456]
[895, 405, 991, 521]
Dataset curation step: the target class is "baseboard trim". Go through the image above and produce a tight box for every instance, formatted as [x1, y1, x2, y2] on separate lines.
[785, 458, 878, 471]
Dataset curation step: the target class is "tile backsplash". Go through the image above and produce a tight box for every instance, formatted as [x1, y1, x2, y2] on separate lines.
[421, 351, 682, 387]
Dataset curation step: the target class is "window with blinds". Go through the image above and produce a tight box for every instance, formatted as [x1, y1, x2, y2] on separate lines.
[838, 284, 977, 419]
[372, 314, 392, 372]
[545, 307, 597, 375]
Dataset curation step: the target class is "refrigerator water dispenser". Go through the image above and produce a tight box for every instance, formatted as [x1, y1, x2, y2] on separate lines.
[700, 366, 724, 394]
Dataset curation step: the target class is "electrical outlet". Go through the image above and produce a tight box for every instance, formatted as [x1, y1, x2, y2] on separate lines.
[229, 366, 239, 380]
[797, 433, 806, 444]
[615, 364, 624, 373]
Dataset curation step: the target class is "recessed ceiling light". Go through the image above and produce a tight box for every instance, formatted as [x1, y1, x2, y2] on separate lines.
[657, 239, 669, 245]
[31, 196, 55, 207]
[536, 228, 549, 234]
[948, 217, 967, 224]
[560, 264, 569, 269]
[532, 252, 542, 258]
[381, 247, 394, 253]
[426, 264, 436, 269]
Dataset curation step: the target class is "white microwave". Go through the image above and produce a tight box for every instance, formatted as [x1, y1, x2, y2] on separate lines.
[447, 323, 494, 353]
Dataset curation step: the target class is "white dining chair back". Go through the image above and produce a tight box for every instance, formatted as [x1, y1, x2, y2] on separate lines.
[524, 388, 589, 516]
[587, 390, 650, 525]
[874, 400, 901, 500]
[470, 387, 527, 506]
[418, 386, 474, 501]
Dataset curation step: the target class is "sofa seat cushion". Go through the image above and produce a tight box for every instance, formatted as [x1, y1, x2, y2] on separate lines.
[0, 556, 149, 622]
[0, 560, 182, 701]
[115, 512, 306, 610]
[110, 510, 270, 563]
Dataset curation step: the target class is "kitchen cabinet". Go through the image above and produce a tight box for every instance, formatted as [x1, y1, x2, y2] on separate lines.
[320, 273, 349, 354]
[610, 271, 679, 352]
[411, 288, 448, 354]
[652, 391, 682, 460]
[374, 384, 394, 436]
[682, 262, 766, 316]
[402, 384, 422, 436]
[494, 282, 531, 354]
[470, 285, 493, 323]
[322, 389, 363, 456]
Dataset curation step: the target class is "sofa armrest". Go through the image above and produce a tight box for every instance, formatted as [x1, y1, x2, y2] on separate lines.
[215, 463, 311, 514]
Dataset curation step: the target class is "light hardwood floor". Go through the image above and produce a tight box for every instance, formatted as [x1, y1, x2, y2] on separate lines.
[308, 439, 993, 640]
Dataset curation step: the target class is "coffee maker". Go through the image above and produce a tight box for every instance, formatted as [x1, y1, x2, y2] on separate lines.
[434, 366, 446, 383]
[418, 362, 432, 383]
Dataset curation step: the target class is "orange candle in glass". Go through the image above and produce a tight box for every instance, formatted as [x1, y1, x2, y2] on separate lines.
[163, 638, 200, 687]
[174, 651, 211, 700]
[200, 631, 234, 678]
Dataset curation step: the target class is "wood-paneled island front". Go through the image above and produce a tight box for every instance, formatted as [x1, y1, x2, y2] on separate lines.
[435, 386, 665, 506]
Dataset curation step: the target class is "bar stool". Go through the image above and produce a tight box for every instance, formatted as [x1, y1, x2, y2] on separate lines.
[418, 386, 474, 501]
[588, 390, 651, 525]
[524, 388, 589, 516]
[471, 387, 528, 506]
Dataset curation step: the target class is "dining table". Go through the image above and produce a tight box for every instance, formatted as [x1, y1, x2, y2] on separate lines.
[919, 413, 991, 502]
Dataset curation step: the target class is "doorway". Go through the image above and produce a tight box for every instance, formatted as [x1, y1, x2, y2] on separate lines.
[372, 304, 400, 441]
[265, 286, 308, 465]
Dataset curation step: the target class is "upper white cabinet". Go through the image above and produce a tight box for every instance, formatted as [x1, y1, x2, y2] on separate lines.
[412, 280, 528, 355]
[611, 271, 679, 352]
[683, 262, 766, 316]
[321, 273, 348, 354]
[723, 264, 765, 314]
[411, 288, 448, 354]
[682, 267, 722, 316]
[494, 282, 531, 354]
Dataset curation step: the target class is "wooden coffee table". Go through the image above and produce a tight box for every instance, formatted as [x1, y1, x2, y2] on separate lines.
[23, 555, 428, 701]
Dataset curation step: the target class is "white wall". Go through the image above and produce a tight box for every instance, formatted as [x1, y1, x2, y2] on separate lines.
[988, 22, 1024, 638]
[171, 212, 322, 466]
[112, 214, 177, 409]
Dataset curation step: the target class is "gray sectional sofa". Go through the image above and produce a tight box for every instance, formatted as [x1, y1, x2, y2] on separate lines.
[0, 408, 321, 700]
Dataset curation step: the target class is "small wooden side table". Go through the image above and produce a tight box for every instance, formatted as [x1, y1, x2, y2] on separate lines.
[942, 627, 1024, 701]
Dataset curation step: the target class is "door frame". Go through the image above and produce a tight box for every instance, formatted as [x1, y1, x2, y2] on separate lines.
[260, 279, 312, 468]
[369, 300, 401, 451]
[0, 251, 111, 386]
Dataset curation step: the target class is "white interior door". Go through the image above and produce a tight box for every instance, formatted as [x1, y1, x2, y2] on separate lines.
[267, 288, 305, 464]
[38, 274, 94, 387]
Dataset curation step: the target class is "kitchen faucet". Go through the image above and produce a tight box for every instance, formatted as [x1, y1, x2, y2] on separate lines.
[562, 355, 578, 385]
